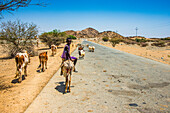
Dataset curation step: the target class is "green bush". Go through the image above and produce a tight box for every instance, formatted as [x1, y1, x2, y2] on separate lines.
[110, 38, 122, 47]
[39, 29, 66, 48]
[102, 37, 109, 42]
[161, 37, 170, 40]
[67, 35, 77, 40]
[135, 38, 147, 42]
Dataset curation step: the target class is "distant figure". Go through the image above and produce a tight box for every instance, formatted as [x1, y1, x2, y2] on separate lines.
[60, 38, 78, 75]
[34, 35, 39, 47]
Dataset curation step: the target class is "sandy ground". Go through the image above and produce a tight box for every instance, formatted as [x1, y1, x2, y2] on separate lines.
[89, 39, 170, 65]
[0, 40, 80, 113]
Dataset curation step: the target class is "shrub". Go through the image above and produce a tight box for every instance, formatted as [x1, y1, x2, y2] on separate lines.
[110, 38, 122, 47]
[67, 35, 77, 40]
[167, 42, 170, 46]
[140, 43, 148, 47]
[161, 37, 170, 40]
[130, 41, 137, 45]
[122, 39, 137, 45]
[102, 37, 109, 42]
[137, 43, 140, 46]
[135, 38, 147, 42]
[151, 41, 166, 47]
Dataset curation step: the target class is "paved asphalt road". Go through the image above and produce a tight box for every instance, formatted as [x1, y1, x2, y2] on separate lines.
[25, 41, 170, 113]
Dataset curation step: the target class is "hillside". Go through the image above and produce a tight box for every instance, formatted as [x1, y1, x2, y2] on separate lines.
[64, 27, 124, 39]
[98, 31, 124, 39]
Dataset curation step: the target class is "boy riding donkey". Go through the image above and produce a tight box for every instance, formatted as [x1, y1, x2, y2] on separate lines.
[60, 38, 78, 75]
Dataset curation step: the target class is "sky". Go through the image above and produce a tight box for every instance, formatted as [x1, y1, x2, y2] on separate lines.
[1, 0, 170, 38]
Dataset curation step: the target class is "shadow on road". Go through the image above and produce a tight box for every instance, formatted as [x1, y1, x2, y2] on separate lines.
[57, 47, 64, 49]
[11, 75, 26, 84]
[37, 47, 50, 50]
[78, 57, 84, 60]
[0, 84, 13, 91]
[55, 81, 75, 94]
[55, 82, 65, 94]
[0, 56, 13, 60]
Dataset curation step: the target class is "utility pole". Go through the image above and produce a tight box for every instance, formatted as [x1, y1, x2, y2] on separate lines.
[135, 27, 138, 37]
[115, 30, 118, 38]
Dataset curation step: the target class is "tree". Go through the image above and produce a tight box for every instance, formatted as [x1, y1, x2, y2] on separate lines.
[0, 20, 38, 57]
[39, 29, 67, 48]
[0, 0, 46, 18]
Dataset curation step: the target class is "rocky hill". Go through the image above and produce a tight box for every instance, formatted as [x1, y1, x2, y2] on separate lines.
[64, 27, 124, 39]
[98, 31, 124, 39]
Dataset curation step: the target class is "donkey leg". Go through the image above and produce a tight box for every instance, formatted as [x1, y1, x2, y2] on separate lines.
[65, 76, 68, 93]
[69, 74, 71, 92]
[42, 61, 45, 72]
[18, 72, 22, 83]
[15, 66, 19, 78]
[45, 61, 47, 69]
[24, 65, 27, 77]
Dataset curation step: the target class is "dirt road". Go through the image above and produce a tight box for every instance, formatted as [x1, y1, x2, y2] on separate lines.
[25, 41, 170, 113]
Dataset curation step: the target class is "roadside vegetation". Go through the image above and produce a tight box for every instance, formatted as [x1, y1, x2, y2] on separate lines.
[39, 29, 67, 48]
[0, 19, 78, 57]
[151, 41, 166, 47]
[0, 20, 38, 57]
[67, 35, 77, 40]
[108, 36, 170, 47]
[109, 38, 123, 47]
[102, 37, 109, 42]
